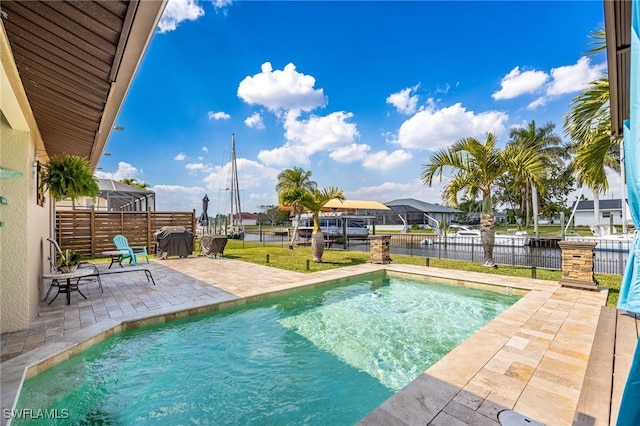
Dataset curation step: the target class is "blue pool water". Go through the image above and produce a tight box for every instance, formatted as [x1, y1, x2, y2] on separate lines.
[15, 274, 520, 425]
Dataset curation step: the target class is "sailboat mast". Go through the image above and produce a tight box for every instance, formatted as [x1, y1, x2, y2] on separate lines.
[230, 134, 243, 231]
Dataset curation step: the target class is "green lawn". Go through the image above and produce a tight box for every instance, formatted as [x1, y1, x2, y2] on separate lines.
[223, 240, 621, 308]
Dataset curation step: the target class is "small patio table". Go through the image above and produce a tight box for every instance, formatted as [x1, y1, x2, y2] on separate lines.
[42, 268, 95, 305]
[101, 250, 128, 268]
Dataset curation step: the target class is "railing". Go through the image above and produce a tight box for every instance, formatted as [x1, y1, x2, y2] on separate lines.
[317, 233, 627, 276]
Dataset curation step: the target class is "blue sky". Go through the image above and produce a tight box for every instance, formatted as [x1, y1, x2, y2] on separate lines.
[96, 0, 610, 215]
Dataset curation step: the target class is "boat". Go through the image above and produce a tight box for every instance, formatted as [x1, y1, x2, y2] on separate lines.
[294, 213, 370, 242]
[421, 224, 530, 247]
[565, 224, 635, 251]
[226, 134, 244, 240]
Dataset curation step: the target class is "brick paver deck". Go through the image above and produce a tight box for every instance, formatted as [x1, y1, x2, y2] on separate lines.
[1, 258, 614, 425]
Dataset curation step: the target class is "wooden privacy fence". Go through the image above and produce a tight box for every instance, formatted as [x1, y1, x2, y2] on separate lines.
[55, 210, 196, 258]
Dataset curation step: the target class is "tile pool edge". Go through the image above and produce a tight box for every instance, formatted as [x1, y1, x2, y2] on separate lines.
[358, 265, 609, 425]
[2, 264, 602, 425]
[0, 268, 390, 420]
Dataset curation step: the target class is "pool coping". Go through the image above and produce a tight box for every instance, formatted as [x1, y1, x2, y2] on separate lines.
[1, 263, 608, 425]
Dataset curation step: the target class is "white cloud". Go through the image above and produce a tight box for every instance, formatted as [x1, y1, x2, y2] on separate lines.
[362, 150, 412, 170]
[348, 179, 445, 205]
[213, 0, 232, 9]
[174, 152, 186, 161]
[329, 144, 370, 163]
[245, 112, 265, 129]
[186, 163, 214, 174]
[256, 144, 311, 167]
[396, 103, 508, 151]
[208, 111, 231, 120]
[387, 85, 420, 115]
[158, 0, 204, 33]
[152, 184, 206, 211]
[94, 162, 142, 181]
[545, 56, 606, 96]
[283, 111, 359, 150]
[237, 62, 326, 112]
[202, 146, 208, 153]
[247, 192, 279, 211]
[494, 58, 607, 110]
[526, 97, 547, 110]
[350, 181, 415, 200]
[258, 110, 359, 166]
[202, 157, 279, 192]
[492, 67, 548, 100]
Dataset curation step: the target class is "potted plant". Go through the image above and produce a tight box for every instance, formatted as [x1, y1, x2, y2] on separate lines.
[40, 153, 99, 202]
[58, 249, 83, 273]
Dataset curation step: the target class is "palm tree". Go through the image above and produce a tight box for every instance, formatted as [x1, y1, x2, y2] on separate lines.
[564, 26, 619, 226]
[421, 133, 544, 267]
[276, 167, 317, 248]
[509, 121, 565, 233]
[280, 187, 344, 262]
[120, 178, 150, 190]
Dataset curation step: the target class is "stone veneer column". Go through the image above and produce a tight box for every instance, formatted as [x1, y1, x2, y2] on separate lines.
[558, 241, 599, 290]
[369, 235, 391, 264]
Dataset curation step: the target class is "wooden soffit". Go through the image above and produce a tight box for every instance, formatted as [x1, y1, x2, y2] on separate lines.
[0, 1, 166, 167]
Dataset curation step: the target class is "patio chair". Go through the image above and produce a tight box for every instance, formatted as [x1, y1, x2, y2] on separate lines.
[113, 234, 149, 266]
[42, 237, 100, 302]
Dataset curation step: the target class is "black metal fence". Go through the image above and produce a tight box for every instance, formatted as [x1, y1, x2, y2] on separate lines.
[385, 234, 628, 275]
[243, 230, 629, 276]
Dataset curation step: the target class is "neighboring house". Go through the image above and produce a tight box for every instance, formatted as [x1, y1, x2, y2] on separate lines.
[57, 179, 156, 212]
[460, 211, 508, 225]
[570, 199, 627, 227]
[234, 212, 259, 226]
[0, 2, 166, 333]
[380, 198, 463, 228]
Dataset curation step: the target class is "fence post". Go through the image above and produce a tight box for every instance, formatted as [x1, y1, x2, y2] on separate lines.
[425, 257, 429, 267]
[146, 209, 152, 253]
[470, 238, 474, 262]
[531, 244, 538, 279]
[90, 205, 96, 258]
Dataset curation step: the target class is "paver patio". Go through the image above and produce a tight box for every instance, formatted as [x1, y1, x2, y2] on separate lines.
[0, 257, 614, 425]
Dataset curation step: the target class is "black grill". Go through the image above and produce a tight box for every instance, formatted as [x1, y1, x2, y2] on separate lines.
[154, 226, 194, 259]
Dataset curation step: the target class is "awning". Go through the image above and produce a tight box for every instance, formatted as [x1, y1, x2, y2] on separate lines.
[280, 199, 391, 212]
[323, 199, 391, 211]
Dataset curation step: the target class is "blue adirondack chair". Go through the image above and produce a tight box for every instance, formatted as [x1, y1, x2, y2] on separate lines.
[113, 234, 149, 266]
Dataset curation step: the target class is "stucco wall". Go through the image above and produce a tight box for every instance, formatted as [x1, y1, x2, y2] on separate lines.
[1, 18, 51, 333]
[2, 119, 27, 330]
[1, 116, 50, 333]
[573, 210, 624, 227]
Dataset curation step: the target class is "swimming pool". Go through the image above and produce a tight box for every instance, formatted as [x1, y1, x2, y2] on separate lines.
[14, 273, 520, 425]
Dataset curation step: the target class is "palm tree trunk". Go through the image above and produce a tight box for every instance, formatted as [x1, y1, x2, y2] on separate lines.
[593, 191, 600, 225]
[289, 210, 302, 249]
[480, 193, 496, 267]
[525, 182, 531, 228]
[531, 184, 539, 236]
